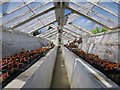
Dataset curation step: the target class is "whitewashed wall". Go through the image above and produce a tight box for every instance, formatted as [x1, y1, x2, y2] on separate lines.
[79, 30, 119, 63]
[2, 31, 49, 58]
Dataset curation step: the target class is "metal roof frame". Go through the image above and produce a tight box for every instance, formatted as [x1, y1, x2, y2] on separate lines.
[62, 30, 78, 38]
[29, 20, 56, 34]
[63, 30, 77, 38]
[45, 32, 58, 38]
[86, 0, 119, 17]
[10, 6, 56, 30]
[66, 5, 114, 30]
[71, 1, 117, 24]
[62, 34, 75, 40]
[1, 0, 119, 37]
[63, 26, 82, 36]
[30, 12, 73, 34]
[69, 23, 93, 34]
[44, 31, 58, 38]
[2, 2, 50, 25]
[1, 0, 36, 18]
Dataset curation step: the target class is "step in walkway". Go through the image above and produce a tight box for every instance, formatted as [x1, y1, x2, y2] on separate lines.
[50, 47, 70, 89]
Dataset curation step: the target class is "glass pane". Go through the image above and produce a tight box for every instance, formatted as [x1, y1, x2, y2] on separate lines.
[2, 1, 23, 15]
[53, 22, 58, 26]
[19, 15, 56, 33]
[28, 2, 44, 9]
[72, 16, 103, 31]
[36, 10, 55, 21]
[29, 17, 56, 33]
[15, 10, 55, 33]
[42, 28, 53, 34]
[92, 6, 118, 24]
[69, 2, 119, 28]
[63, 28, 80, 37]
[70, 1, 94, 11]
[33, 2, 54, 14]
[69, 2, 88, 14]
[64, 9, 71, 15]
[4, 12, 33, 28]
[15, 19, 36, 30]
[99, 0, 119, 15]
[2, 2, 52, 25]
[27, 20, 43, 29]
[38, 26, 50, 34]
[2, 6, 30, 23]
[64, 24, 87, 36]
[41, 14, 55, 23]
[67, 13, 80, 24]
[3, 2, 54, 30]
[88, 12, 118, 28]
[16, 20, 43, 33]
[0, 5, 2, 18]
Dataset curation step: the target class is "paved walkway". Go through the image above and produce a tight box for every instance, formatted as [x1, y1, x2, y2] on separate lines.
[50, 47, 70, 89]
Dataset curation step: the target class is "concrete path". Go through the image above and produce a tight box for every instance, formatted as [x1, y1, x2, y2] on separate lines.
[50, 47, 70, 89]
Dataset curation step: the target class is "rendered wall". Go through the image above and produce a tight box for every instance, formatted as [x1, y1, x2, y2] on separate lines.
[79, 30, 119, 63]
[2, 31, 48, 58]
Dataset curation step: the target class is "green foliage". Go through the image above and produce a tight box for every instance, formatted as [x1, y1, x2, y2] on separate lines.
[90, 29, 97, 34]
[101, 27, 107, 32]
[96, 26, 101, 33]
[90, 27, 107, 34]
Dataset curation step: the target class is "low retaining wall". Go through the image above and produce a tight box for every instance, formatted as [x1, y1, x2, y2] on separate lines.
[5, 46, 57, 89]
[62, 46, 119, 88]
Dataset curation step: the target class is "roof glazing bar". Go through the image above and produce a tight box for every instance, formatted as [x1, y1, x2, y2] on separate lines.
[29, 20, 56, 34]
[10, 6, 56, 30]
[86, 0, 119, 17]
[1, 0, 36, 18]
[42, 30, 57, 37]
[66, 6, 112, 30]
[63, 26, 82, 36]
[2, 2, 50, 25]
[112, 0, 120, 4]
[63, 28, 80, 37]
[22, 0, 46, 27]
[71, 1, 117, 24]
[30, 12, 72, 34]
[39, 26, 57, 36]
[62, 34, 75, 40]
[62, 30, 77, 38]
[43, 31, 58, 38]
[69, 23, 93, 35]
[45, 32, 58, 38]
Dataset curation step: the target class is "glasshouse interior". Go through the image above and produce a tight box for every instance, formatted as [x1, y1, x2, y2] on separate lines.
[0, 0, 120, 89]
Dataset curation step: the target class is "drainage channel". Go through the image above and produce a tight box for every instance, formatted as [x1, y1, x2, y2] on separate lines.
[50, 46, 70, 89]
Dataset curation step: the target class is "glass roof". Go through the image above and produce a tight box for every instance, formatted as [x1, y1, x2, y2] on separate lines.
[15, 10, 56, 33]
[1, 0, 120, 40]
[69, 1, 119, 28]
[64, 24, 88, 36]
[71, 16, 103, 31]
